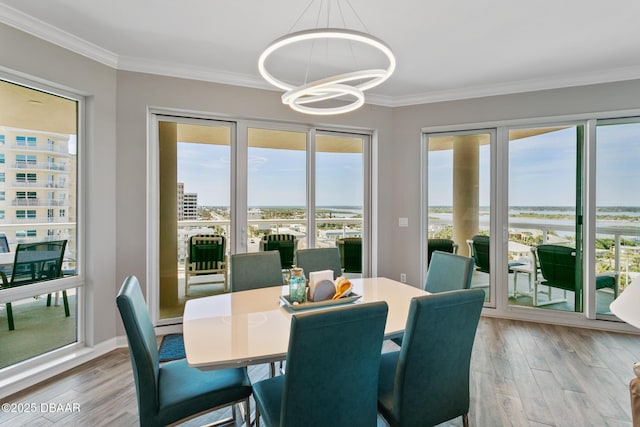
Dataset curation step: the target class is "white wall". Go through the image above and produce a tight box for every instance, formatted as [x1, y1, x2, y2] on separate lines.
[0, 22, 118, 346]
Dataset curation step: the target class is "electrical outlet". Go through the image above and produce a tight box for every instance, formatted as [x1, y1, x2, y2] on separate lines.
[400, 273, 407, 283]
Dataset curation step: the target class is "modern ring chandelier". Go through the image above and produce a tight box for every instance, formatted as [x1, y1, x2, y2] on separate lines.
[258, 0, 396, 115]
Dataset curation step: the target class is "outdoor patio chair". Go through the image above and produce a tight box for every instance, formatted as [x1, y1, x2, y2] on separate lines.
[469, 234, 524, 274]
[337, 237, 362, 273]
[260, 234, 297, 269]
[184, 234, 227, 296]
[0, 240, 69, 331]
[533, 244, 617, 311]
[0, 232, 9, 253]
[427, 238, 458, 266]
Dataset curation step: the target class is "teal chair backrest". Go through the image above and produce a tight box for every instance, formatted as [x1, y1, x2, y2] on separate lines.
[0, 233, 9, 253]
[116, 276, 160, 424]
[394, 289, 484, 426]
[425, 251, 473, 293]
[471, 235, 490, 273]
[337, 237, 362, 273]
[189, 235, 225, 271]
[9, 240, 67, 287]
[536, 244, 576, 291]
[295, 247, 342, 279]
[282, 301, 388, 427]
[261, 234, 296, 269]
[427, 238, 455, 266]
[229, 251, 284, 292]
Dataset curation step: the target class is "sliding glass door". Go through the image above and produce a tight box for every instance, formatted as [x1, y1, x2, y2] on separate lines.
[425, 130, 494, 303]
[595, 119, 640, 316]
[157, 118, 233, 320]
[507, 125, 583, 312]
[315, 132, 367, 278]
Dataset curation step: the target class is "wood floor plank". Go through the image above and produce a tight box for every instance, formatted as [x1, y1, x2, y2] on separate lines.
[1, 318, 638, 426]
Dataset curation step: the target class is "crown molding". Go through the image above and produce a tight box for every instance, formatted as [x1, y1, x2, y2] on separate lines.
[116, 55, 274, 91]
[0, 3, 118, 68]
[388, 65, 640, 107]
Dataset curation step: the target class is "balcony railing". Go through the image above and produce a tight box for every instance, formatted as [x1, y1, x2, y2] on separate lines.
[6, 143, 70, 154]
[430, 216, 640, 288]
[11, 199, 69, 207]
[11, 162, 67, 171]
[176, 217, 363, 261]
[11, 181, 68, 189]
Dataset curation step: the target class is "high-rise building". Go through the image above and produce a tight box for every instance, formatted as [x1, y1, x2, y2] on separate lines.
[177, 182, 198, 220]
[0, 127, 76, 254]
[183, 193, 198, 220]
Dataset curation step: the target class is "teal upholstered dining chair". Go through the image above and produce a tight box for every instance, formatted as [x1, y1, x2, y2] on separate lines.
[116, 276, 252, 427]
[425, 251, 473, 294]
[294, 247, 342, 279]
[378, 289, 485, 427]
[0, 240, 69, 331]
[229, 251, 284, 292]
[391, 251, 473, 346]
[252, 301, 389, 427]
[261, 234, 297, 269]
[229, 251, 285, 376]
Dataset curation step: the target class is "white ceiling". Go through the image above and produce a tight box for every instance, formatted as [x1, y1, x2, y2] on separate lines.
[2, 0, 640, 107]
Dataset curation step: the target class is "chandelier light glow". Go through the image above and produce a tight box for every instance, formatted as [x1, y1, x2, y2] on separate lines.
[258, 28, 396, 115]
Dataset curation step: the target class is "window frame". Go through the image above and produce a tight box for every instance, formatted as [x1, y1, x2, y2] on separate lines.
[421, 109, 640, 328]
[0, 70, 85, 370]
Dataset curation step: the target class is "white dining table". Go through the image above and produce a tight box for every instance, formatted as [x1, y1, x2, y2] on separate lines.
[183, 277, 428, 370]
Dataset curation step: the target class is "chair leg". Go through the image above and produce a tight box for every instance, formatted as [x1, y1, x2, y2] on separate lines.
[63, 290, 70, 317]
[47, 293, 52, 306]
[6, 302, 14, 331]
[462, 413, 469, 427]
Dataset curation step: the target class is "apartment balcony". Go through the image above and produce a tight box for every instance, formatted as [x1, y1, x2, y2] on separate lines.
[13, 217, 69, 224]
[11, 199, 69, 207]
[10, 162, 67, 172]
[10, 181, 69, 189]
[5, 143, 70, 155]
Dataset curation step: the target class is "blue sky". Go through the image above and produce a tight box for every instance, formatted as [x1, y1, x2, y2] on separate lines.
[428, 123, 640, 207]
[177, 143, 363, 206]
[178, 123, 639, 208]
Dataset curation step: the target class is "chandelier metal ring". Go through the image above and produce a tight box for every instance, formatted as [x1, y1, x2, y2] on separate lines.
[258, 28, 396, 114]
[285, 83, 365, 115]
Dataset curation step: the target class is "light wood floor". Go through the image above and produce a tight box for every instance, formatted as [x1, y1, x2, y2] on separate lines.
[2, 316, 639, 426]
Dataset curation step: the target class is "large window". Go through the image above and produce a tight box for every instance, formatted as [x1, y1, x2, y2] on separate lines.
[423, 115, 640, 326]
[0, 78, 80, 370]
[152, 114, 372, 324]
